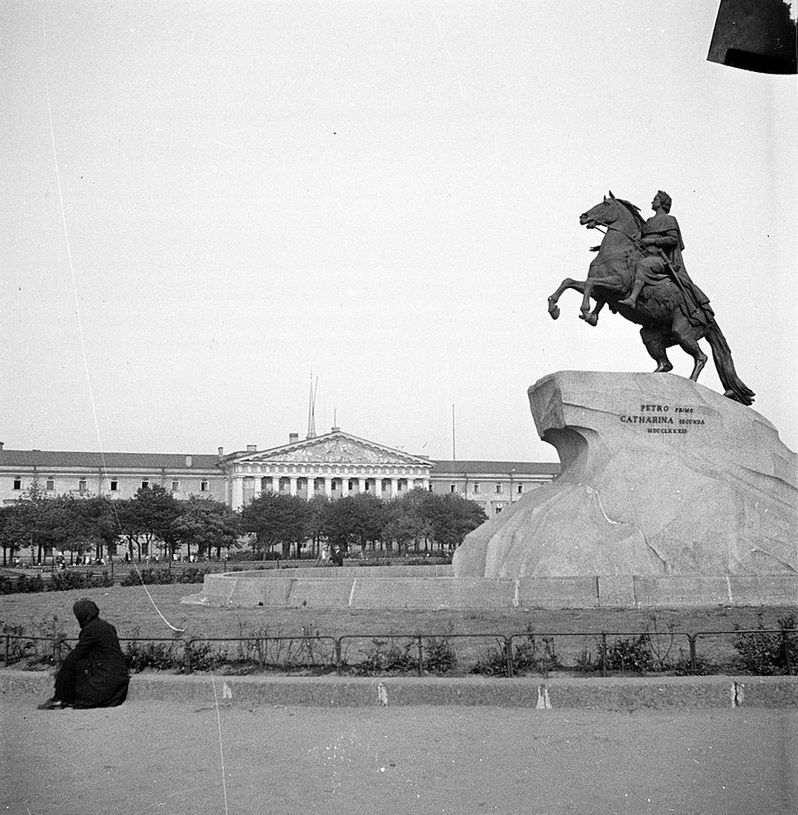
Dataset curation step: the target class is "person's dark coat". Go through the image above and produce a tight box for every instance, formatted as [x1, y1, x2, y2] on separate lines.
[56, 599, 129, 708]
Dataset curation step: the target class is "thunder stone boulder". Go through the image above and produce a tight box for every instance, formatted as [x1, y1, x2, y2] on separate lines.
[453, 371, 798, 579]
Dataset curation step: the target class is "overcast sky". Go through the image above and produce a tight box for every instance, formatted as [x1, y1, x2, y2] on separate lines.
[1, 1, 795, 462]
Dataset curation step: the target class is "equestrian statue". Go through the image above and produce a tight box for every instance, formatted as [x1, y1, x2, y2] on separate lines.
[547, 191, 755, 406]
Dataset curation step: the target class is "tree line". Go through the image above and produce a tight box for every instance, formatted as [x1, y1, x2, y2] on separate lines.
[0, 485, 487, 566]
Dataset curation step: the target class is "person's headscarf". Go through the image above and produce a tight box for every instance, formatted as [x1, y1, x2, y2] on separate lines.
[73, 598, 100, 628]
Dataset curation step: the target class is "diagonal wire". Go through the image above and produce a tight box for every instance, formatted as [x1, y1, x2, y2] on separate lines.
[41, 13, 184, 634]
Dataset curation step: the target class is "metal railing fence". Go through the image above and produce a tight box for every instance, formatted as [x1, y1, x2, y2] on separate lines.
[2, 628, 795, 677]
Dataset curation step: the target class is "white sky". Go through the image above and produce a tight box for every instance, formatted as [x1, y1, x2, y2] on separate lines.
[1, 1, 796, 462]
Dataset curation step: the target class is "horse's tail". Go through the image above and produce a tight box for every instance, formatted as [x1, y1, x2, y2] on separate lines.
[704, 321, 755, 406]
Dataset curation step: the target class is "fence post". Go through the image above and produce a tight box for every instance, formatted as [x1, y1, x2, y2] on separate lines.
[417, 636, 424, 676]
[334, 638, 342, 676]
[4, 634, 9, 665]
[504, 637, 514, 678]
[783, 630, 793, 675]
[184, 640, 193, 674]
[688, 634, 698, 673]
[600, 632, 607, 677]
[53, 637, 61, 667]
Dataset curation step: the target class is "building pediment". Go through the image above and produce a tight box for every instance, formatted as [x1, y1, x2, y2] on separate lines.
[231, 431, 431, 469]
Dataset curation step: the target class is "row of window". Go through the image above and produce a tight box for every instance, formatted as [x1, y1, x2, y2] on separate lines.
[11, 478, 209, 494]
[449, 483, 524, 495]
[246, 477, 416, 493]
[11, 476, 524, 496]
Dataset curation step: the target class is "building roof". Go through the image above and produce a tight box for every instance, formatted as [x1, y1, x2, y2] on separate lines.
[0, 448, 560, 477]
[429, 460, 560, 476]
[225, 430, 433, 468]
[0, 450, 221, 471]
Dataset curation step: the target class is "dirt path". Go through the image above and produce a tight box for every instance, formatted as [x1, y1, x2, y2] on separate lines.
[2, 700, 795, 815]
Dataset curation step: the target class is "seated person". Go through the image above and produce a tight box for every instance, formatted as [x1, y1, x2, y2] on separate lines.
[38, 599, 129, 710]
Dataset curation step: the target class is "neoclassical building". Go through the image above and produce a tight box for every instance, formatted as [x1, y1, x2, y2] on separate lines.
[224, 429, 433, 509]
[0, 428, 559, 518]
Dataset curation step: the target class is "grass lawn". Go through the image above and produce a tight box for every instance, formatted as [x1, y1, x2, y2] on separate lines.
[1, 583, 795, 639]
[2, 584, 795, 675]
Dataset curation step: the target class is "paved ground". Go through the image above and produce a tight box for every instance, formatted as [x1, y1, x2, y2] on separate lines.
[2, 695, 796, 815]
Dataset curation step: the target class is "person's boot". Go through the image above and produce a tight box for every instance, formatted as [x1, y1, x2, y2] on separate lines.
[37, 697, 69, 710]
[618, 281, 644, 308]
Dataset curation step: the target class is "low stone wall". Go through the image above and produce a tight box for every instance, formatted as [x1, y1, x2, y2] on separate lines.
[3, 669, 797, 709]
[516, 577, 599, 609]
[351, 577, 515, 610]
[182, 568, 798, 609]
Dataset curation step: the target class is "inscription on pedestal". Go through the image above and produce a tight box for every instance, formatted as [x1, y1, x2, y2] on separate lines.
[619, 403, 707, 435]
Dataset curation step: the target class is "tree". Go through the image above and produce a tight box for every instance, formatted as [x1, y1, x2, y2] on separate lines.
[170, 496, 240, 560]
[320, 493, 386, 562]
[240, 492, 309, 559]
[422, 493, 487, 551]
[306, 495, 331, 559]
[77, 496, 122, 560]
[33, 496, 86, 564]
[0, 502, 33, 565]
[116, 485, 182, 561]
[382, 490, 432, 555]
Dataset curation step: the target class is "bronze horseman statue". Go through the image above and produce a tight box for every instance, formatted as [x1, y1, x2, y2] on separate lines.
[547, 191, 754, 406]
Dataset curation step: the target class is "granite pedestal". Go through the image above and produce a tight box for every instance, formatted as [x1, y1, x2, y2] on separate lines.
[453, 371, 798, 581]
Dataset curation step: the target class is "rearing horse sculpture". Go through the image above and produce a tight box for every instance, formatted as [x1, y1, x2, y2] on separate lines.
[547, 192, 754, 406]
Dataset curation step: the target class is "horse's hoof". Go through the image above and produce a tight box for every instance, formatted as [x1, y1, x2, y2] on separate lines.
[548, 305, 560, 320]
[578, 312, 597, 326]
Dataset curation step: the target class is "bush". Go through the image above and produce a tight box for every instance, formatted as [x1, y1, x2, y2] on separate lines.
[49, 570, 113, 591]
[598, 634, 657, 674]
[670, 649, 718, 676]
[0, 574, 45, 594]
[471, 630, 560, 677]
[511, 631, 560, 676]
[185, 642, 226, 672]
[574, 635, 659, 674]
[125, 641, 183, 672]
[732, 614, 798, 675]
[120, 567, 206, 586]
[423, 637, 458, 675]
[352, 638, 419, 675]
[1, 616, 67, 667]
[0, 570, 113, 594]
[124, 639, 227, 673]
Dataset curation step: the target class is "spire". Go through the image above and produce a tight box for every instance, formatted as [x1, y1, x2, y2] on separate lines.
[306, 373, 318, 439]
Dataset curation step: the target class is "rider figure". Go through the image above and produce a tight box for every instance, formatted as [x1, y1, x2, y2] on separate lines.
[618, 191, 713, 325]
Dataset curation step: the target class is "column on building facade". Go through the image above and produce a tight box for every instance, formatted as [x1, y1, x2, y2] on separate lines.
[391, 478, 399, 497]
[358, 477, 366, 495]
[232, 477, 244, 510]
[339, 475, 348, 498]
[289, 476, 297, 496]
[242, 476, 255, 506]
[373, 476, 382, 498]
[324, 477, 332, 497]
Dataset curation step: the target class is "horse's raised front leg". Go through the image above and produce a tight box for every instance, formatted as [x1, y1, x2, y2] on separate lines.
[580, 275, 630, 326]
[547, 278, 585, 320]
[580, 299, 605, 327]
[579, 279, 603, 325]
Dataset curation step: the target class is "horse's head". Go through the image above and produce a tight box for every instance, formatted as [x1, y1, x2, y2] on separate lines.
[579, 191, 622, 229]
[579, 191, 643, 238]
